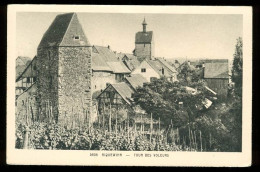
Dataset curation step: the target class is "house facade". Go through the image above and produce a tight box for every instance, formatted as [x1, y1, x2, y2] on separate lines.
[131, 58, 177, 82]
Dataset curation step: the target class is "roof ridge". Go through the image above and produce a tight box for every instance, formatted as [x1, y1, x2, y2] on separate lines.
[60, 13, 75, 46]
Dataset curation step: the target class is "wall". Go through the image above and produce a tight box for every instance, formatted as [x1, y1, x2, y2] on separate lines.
[58, 47, 92, 127]
[16, 84, 37, 124]
[135, 43, 152, 60]
[36, 46, 59, 122]
[131, 61, 160, 82]
[92, 71, 116, 94]
[204, 78, 229, 101]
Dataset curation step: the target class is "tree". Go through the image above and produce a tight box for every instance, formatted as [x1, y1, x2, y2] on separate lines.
[132, 77, 208, 127]
[231, 37, 243, 97]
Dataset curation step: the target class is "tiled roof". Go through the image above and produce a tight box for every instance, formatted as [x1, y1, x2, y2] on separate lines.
[93, 46, 131, 73]
[111, 82, 134, 104]
[146, 59, 175, 77]
[16, 56, 37, 82]
[125, 74, 148, 89]
[16, 56, 31, 66]
[156, 57, 177, 73]
[123, 54, 141, 71]
[92, 53, 113, 72]
[135, 31, 153, 43]
[106, 61, 131, 73]
[93, 46, 118, 62]
[204, 63, 229, 79]
[38, 13, 90, 48]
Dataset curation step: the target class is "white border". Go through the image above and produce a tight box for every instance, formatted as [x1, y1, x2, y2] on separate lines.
[7, 5, 252, 166]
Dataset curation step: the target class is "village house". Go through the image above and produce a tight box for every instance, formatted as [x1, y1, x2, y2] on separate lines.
[92, 45, 131, 97]
[131, 58, 178, 82]
[203, 62, 229, 100]
[96, 74, 148, 128]
[16, 56, 32, 78]
[16, 56, 37, 98]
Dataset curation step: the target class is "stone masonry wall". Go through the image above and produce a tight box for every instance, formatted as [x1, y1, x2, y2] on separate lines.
[58, 47, 92, 128]
[135, 43, 152, 60]
[36, 47, 59, 122]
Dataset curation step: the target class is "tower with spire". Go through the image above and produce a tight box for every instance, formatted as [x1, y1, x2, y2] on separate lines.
[134, 18, 154, 61]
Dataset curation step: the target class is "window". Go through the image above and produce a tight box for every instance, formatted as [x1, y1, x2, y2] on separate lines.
[74, 36, 80, 40]
[141, 68, 146, 73]
[27, 77, 30, 83]
[33, 77, 37, 82]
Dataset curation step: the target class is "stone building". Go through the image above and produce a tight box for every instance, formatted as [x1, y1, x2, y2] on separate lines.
[133, 18, 154, 61]
[36, 13, 92, 125]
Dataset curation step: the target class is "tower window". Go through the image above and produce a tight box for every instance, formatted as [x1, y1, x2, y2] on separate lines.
[74, 36, 80, 40]
[141, 68, 146, 73]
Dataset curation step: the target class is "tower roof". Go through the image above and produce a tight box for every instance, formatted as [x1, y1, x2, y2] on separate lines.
[142, 18, 147, 25]
[38, 13, 91, 48]
[135, 31, 153, 43]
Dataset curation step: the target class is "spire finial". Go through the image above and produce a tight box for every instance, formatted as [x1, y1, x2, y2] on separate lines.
[142, 17, 147, 25]
[142, 17, 147, 32]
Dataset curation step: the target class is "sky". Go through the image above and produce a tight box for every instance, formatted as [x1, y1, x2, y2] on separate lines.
[16, 12, 243, 60]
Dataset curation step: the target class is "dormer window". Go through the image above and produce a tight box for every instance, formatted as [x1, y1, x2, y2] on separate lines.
[74, 36, 80, 40]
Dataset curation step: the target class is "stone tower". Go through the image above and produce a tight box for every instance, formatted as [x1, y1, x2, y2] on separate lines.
[36, 13, 92, 126]
[134, 18, 154, 61]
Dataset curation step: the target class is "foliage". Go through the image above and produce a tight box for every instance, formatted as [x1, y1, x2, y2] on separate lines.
[132, 77, 207, 127]
[231, 37, 243, 97]
[15, 121, 183, 151]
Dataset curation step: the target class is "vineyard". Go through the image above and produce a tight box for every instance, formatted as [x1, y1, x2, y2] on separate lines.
[15, 113, 216, 151]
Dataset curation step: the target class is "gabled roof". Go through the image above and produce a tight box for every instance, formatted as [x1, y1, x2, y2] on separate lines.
[16, 56, 31, 66]
[178, 61, 196, 71]
[92, 46, 131, 73]
[38, 13, 90, 48]
[116, 52, 126, 61]
[125, 74, 148, 89]
[98, 82, 134, 105]
[123, 54, 141, 71]
[106, 61, 131, 73]
[156, 57, 177, 73]
[204, 63, 229, 79]
[92, 53, 113, 72]
[146, 59, 175, 78]
[16, 56, 37, 82]
[135, 31, 153, 43]
[93, 45, 118, 62]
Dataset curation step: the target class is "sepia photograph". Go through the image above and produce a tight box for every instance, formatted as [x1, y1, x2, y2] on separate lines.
[7, 5, 252, 166]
